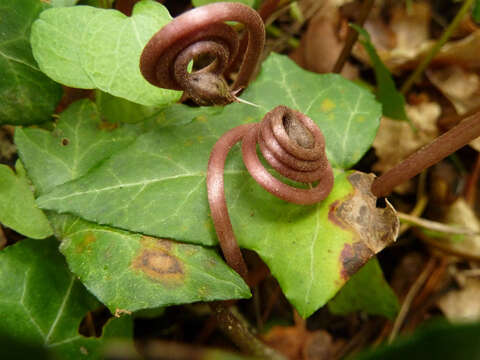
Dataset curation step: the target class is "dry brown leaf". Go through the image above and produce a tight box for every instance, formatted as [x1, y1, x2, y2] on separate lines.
[433, 30, 480, 69]
[427, 66, 480, 115]
[290, 0, 358, 79]
[353, 2, 433, 73]
[437, 278, 480, 322]
[372, 101, 440, 192]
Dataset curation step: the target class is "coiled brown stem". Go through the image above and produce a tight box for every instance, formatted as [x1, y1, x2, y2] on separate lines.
[140, 2, 265, 105]
[207, 106, 334, 280]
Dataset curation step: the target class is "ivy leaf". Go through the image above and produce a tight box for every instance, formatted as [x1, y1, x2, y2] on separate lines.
[328, 257, 399, 319]
[352, 24, 408, 122]
[30, 0, 181, 106]
[0, 0, 62, 125]
[31, 54, 396, 317]
[15, 99, 142, 195]
[0, 162, 52, 239]
[54, 214, 250, 312]
[15, 99, 250, 310]
[0, 237, 134, 359]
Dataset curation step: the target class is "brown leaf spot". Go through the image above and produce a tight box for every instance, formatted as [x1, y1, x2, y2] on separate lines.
[340, 242, 374, 280]
[330, 172, 399, 278]
[75, 233, 96, 254]
[61, 138, 69, 146]
[132, 237, 184, 285]
[98, 121, 118, 131]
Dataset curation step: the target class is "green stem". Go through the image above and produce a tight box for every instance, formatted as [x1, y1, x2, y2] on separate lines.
[400, 0, 474, 94]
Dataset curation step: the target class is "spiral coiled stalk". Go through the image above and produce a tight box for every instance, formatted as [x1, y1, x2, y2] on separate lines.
[140, 2, 265, 105]
[207, 106, 334, 280]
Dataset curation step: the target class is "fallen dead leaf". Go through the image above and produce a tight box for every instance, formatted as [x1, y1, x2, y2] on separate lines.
[290, 0, 358, 79]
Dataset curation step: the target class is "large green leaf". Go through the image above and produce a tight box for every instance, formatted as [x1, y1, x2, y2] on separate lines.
[31, 54, 395, 317]
[0, 162, 52, 239]
[30, 0, 181, 106]
[54, 214, 250, 312]
[0, 238, 133, 359]
[15, 99, 250, 310]
[15, 99, 142, 195]
[0, 0, 62, 125]
[328, 257, 399, 319]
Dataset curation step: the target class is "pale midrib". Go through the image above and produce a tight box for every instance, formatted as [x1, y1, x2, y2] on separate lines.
[39, 170, 247, 203]
[45, 275, 75, 344]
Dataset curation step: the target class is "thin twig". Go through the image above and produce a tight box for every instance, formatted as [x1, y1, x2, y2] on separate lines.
[388, 258, 436, 343]
[398, 212, 479, 236]
[400, 0, 475, 94]
[332, 0, 375, 73]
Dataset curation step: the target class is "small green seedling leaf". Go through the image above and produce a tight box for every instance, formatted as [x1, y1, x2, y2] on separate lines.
[0, 0, 62, 125]
[351, 24, 409, 122]
[31, 0, 181, 106]
[0, 237, 134, 359]
[328, 257, 399, 319]
[0, 162, 52, 239]
[55, 215, 250, 312]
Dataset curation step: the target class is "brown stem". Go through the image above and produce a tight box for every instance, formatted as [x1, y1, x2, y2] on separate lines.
[372, 111, 480, 197]
[207, 106, 333, 280]
[140, 3, 265, 105]
[332, 0, 374, 74]
[209, 302, 286, 359]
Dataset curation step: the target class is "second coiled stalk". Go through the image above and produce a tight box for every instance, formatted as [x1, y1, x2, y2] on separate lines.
[207, 106, 334, 280]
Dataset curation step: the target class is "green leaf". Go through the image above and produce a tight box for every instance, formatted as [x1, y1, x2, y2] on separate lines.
[0, 237, 134, 359]
[192, 0, 255, 8]
[328, 257, 399, 319]
[32, 54, 392, 317]
[352, 320, 480, 360]
[0, 0, 62, 125]
[0, 162, 52, 239]
[15, 99, 142, 195]
[352, 24, 408, 122]
[54, 214, 250, 312]
[31, 0, 181, 106]
[473, 0, 480, 23]
[51, 0, 79, 6]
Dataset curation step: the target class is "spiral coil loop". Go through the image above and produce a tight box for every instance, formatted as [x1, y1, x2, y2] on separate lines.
[207, 106, 334, 280]
[140, 2, 265, 105]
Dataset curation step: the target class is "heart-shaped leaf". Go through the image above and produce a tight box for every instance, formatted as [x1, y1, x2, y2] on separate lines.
[0, 0, 62, 125]
[0, 237, 134, 358]
[30, 0, 181, 106]
[0, 162, 52, 239]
